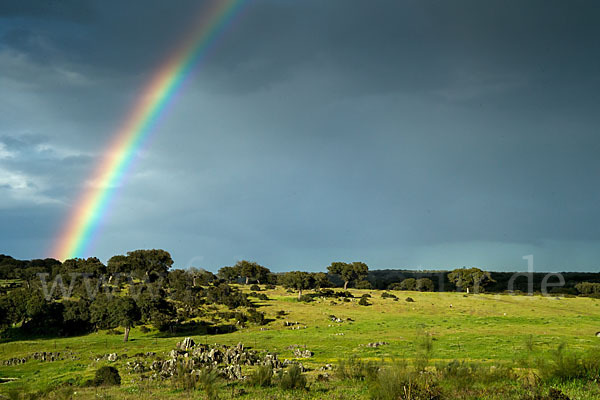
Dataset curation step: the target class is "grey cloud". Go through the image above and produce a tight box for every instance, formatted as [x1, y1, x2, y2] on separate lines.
[0, 0, 599, 271]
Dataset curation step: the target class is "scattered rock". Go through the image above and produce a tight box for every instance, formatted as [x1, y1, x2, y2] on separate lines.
[366, 341, 389, 348]
[293, 348, 313, 358]
[177, 337, 195, 351]
[319, 364, 333, 371]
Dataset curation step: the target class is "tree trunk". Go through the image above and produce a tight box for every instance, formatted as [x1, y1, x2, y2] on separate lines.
[245, 276, 249, 285]
[344, 281, 348, 290]
[298, 289, 302, 300]
[123, 326, 130, 342]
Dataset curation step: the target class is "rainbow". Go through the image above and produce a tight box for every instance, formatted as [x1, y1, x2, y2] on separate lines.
[51, 0, 247, 261]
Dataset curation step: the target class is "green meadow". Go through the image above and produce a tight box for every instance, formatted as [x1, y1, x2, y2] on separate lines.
[2, 287, 600, 399]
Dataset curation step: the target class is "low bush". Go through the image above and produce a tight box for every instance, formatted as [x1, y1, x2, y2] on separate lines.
[171, 362, 197, 391]
[536, 343, 600, 382]
[277, 364, 308, 390]
[370, 363, 442, 400]
[249, 365, 274, 387]
[250, 284, 261, 291]
[247, 309, 266, 325]
[337, 356, 379, 381]
[298, 294, 314, 303]
[200, 368, 220, 399]
[359, 297, 370, 306]
[94, 366, 121, 386]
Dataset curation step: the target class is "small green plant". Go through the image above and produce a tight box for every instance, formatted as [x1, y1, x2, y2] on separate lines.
[337, 356, 379, 381]
[536, 343, 600, 382]
[94, 366, 121, 386]
[171, 361, 198, 391]
[414, 331, 434, 372]
[359, 297, 371, 306]
[197, 367, 220, 400]
[277, 364, 308, 390]
[369, 362, 442, 400]
[249, 364, 274, 387]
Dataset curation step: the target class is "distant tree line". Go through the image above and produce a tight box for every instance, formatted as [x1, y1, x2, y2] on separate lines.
[2, 250, 600, 341]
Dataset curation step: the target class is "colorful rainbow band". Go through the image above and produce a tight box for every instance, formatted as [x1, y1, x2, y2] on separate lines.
[51, 0, 247, 260]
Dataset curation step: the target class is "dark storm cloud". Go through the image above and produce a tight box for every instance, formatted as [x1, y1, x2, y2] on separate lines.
[1, 0, 599, 271]
[0, 0, 95, 21]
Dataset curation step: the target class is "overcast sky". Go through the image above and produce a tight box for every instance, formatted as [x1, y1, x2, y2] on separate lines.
[1, 0, 599, 272]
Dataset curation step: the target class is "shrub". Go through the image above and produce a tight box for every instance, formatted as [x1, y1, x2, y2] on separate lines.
[265, 284, 276, 290]
[337, 356, 379, 381]
[250, 284, 261, 291]
[405, 297, 415, 302]
[575, 282, 600, 296]
[438, 360, 513, 390]
[316, 288, 335, 297]
[369, 363, 442, 400]
[387, 282, 403, 290]
[197, 367, 220, 400]
[171, 361, 198, 391]
[151, 311, 173, 332]
[536, 343, 600, 382]
[278, 365, 307, 390]
[248, 291, 269, 300]
[359, 297, 370, 306]
[381, 292, 397, 299]
[247, 309, 266, 325]
[298, 294, 314, 303]
[205, 283, 251, 309]
[249, 365, 274, 387]
[415, 278, 434, 292]
[355, 280, 372, 289]
[94, 366, 121, 386]
[361, 293, 371, 298]
[414, 332, 434, 372]
[400, 278, 417, 291]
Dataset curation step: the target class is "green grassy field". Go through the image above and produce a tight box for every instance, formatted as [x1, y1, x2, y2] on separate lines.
[2, 287, 600, 399]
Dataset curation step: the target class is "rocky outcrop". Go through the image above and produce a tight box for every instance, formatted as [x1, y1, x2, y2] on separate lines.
[2, 351, 77, 366]
[126, 338, 284, 381]
[366, 341, 389, 348]
[293, 348, 314, 358]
